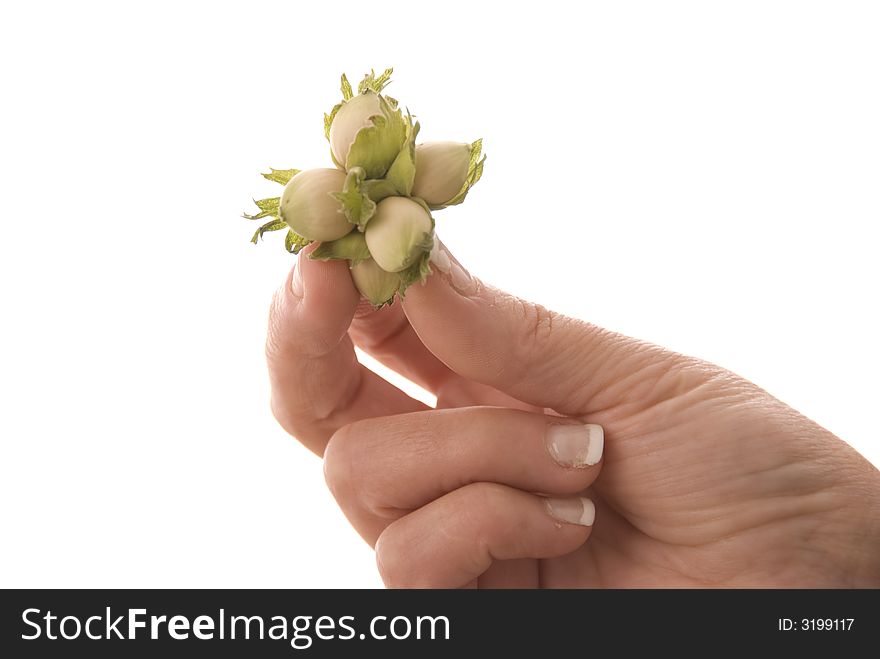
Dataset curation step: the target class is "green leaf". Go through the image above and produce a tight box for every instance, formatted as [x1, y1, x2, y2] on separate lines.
[324, 102, 343, 141]
[332, 188, 375, 228]
[242, 196, 280, 220]
[396, 209, 435, 297]
[340, 73, 354, 101]
[357, 67, 394, 95]
[329, 167, 377, 230]
[362, 179, 399, 203]
[309, 230, 371, 265]
[435, 138, 486, 209]
[344, 94, 407, 179]
[384, 114, 419, 196]
[261, 169, 300, 185]
[325, 72, 356, 141]
[397, 250, 432, 297]
[250, 218, 287, 244]
[285, 229, 311, 254]
[254, 197, 280, 212]
[373, 68, 394, 92]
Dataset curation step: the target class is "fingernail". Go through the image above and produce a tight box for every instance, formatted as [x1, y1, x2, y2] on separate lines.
[428, 239, 475, 295]
[546, 423, 604, 468]
[429, 239, 452, 273]
[291, 259, 304, 297]
[545, 497, 596, 526]
[449, 259, 474, 294]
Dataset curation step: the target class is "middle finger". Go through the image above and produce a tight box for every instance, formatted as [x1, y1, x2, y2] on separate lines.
[323, 406, 604, 544]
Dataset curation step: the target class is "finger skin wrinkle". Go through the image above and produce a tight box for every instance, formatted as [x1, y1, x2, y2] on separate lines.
[487, 288, 607, 413]
[352, 298, 377, 319]
[478, 294, 558, 387]
[266, 299, 348, 364]
[284, 348, 359, 418]
[515, 297, 556, 348]
[317, 361, 365, 426]
[269, 350, 364, 451]
[444, 485, 496, 577]
[353, 311, 411, 356]
[592, 357, 701, 419]
[264, 289, 289, 362]
[573, 349, 711, 420]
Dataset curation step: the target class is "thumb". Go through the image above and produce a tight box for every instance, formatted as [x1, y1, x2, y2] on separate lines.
[402, 242, 694, 416]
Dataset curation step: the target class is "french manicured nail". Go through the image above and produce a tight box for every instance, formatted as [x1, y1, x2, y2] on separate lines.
[429, 239, 475, 295]
[449, 258, 474, 294]
[291, 259, 304, 297]
[547, 423, 604, 468]
[429, 239, 452, 273]
[545, 497, 596, 526]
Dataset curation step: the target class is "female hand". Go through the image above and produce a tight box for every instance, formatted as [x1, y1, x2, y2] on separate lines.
[266, 242, 880, 587]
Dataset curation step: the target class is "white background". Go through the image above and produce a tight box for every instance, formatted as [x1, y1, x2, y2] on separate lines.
[1, 1, 878, 588]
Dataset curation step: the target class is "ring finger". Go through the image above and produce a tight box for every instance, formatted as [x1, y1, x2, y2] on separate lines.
[323, 406, 605, 544]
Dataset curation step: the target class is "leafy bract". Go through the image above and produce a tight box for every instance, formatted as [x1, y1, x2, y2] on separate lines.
[242, 196, 280, 220]
[309, 230, 371, 265]
[330, 167, 376, 230]
[433, 138, 485, 209]
[250, 217, 287, 243]
[285, 229, 311, 254]
[344, 94, 407, 179]
[261, 169, 300, 185]
[384, 113, 419, 197]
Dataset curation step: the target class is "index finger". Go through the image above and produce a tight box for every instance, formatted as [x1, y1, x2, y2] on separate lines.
[266, 246, 428, 455]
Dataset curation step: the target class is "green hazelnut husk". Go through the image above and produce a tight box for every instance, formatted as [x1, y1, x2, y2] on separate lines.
[279, 168, 353, 242]
[364, 196, 434, 273]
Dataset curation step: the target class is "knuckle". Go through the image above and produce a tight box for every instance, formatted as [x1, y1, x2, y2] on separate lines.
[374, 524, 407, 588]
[322, 423, 357, 500]
[328, 417, 410, 517]
[265, 285, 339, 362]
[269, 392, 295, 435]
[269, 392, 326, 455]
[511, 297, 561, 358]
[451, 483, 506, 569]
[500, 295, 555, 351]
[521, 299, 557, 346]
[297, 327, 342, 358]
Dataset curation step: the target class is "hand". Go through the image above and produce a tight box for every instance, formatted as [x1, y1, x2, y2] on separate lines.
[266, 242, 880, 588]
